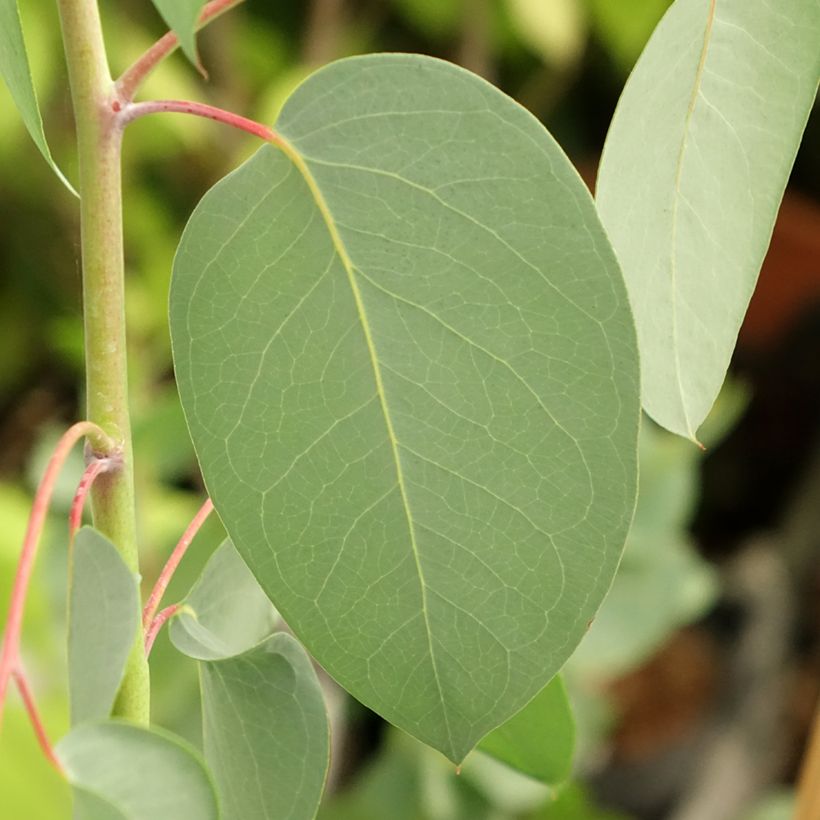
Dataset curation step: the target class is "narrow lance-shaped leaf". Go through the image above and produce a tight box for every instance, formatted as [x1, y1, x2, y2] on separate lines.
[170, 53, 640, 763]
[478, 675, 574, 785]
[56, 721, 219, 820]
[596, 0, 820, 440]
[171, 541, 329, 820]
[149, 0, 204, 68]
[68, 527, 140, 726]
[0, 0, 76, 194]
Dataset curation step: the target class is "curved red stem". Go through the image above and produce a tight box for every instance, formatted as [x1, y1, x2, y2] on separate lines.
[116, 0, 245, 101]
[120, 99, 278, 143]
[12, 666, 64, 775]
[0, 421, 115, 729]
[142, 498, 214, 633]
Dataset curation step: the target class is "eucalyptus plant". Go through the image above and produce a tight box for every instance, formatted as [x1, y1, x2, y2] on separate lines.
[0, 0, 817, 817]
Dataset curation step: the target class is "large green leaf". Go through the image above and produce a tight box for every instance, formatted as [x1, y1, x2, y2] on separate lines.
[149, 0, 204, 67]
[478, 675, 574, 785]
[199, 634, 329, 820]
[169, 539, 278, 660]
[0, 0, 75, 193]
[56, 721, 218, 820]
[596, 0, 820, 440]
[68, 527, 140, 726]
[170, 53, 640, 762]
[171, 543, 328, 820]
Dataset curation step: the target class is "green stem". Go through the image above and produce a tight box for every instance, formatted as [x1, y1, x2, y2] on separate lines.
[57, 0, 149, 724]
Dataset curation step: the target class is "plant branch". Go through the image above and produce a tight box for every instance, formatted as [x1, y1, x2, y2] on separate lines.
[144, 604, 184, 657]
[58, 0, 149, 724]
[12, 666, 64, 775]
[0, 421, 113, 727]
[120, 99, 277, 142]
[117, 0, 245, 102]
[143, 499, 214, 631]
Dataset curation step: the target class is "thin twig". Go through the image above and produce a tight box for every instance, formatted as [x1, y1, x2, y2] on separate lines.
[11, 666, 64, 775]
[120, 99, 278, 143]
[144, 603, 184, 657]
[0, 421, 115, 727]
[116, 0, 245, 101]
[142, 499, 214, 631]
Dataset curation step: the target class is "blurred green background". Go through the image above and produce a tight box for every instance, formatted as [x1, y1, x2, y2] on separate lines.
[2, 2, 819, 818]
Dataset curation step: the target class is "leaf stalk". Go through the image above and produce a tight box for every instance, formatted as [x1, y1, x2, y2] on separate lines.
[120, 99, 278, 143]
[143, 499, 214, 633]
[116, 0, 246, 102]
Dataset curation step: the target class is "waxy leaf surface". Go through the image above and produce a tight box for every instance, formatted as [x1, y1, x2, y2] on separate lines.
[0, 0, 75, 192]
[200, 634, 329, 820]
[56, 721, 218, 820]
[149, 0, 204, 66]
[68, 527, 140, 726]
[172, 543, 328, 820]
[478, 675, 574, 784]
[169, 539, 278, 660]
[596, 0, 820, 440]
[171, 53, 640, 761]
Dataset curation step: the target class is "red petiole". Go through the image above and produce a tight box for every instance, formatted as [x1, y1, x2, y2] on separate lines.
[119, 99, 280, 144]
[142, 498, 214, 639]
[12, 665, 64, 774]
[0, 422, 116, 728]
[116, 0, 246, 101]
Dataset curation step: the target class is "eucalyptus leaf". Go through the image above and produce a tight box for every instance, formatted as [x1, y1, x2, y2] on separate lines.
[478, 675, 574, 785]
[169, 539, 278, 661]
[171, 53, 640, 762]
[149, 0, 204, 67]
[56, 721, 218, 820]
[596, 0, 820, 440]
[68, 527, 140, 726]
[200, 633, 329, 820]
[0, 0, 75, 193]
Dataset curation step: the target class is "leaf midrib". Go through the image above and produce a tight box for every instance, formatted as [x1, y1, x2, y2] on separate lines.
[269, 133, 457, 756]
[669, 0, 717, 441]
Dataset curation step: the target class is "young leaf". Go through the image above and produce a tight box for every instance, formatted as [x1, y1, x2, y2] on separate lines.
[68, 527, 140, 726]
[596, 0, 820, 440]
[0, 0, 76, 194]
[478, 675, 574, 785]
[149, 0, 205, 68]
[170, 53, 640, 762]
[56, 721, 219, 820]
[169, 539, 278, 660]
[200, 634, 329, 820]
[171, 544, 328, 820]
